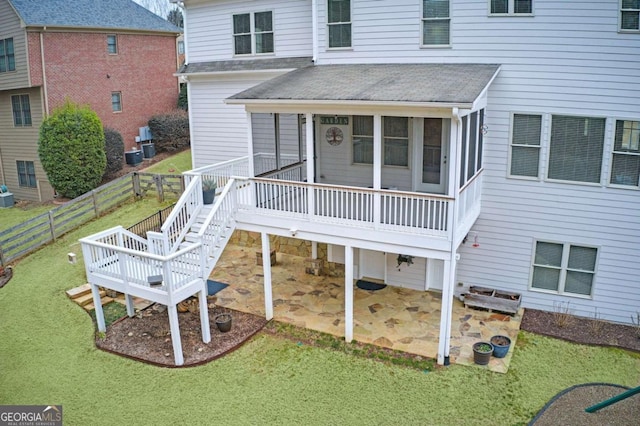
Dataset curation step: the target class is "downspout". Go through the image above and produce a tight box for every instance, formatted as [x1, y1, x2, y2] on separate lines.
[40, 30, 49, 116]
[311, 0, 318, 62]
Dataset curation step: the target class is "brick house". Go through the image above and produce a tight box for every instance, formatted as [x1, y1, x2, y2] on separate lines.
[0, 0, 181, 201]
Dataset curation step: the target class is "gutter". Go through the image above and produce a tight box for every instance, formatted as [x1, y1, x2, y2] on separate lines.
[224, 98, 474, 110]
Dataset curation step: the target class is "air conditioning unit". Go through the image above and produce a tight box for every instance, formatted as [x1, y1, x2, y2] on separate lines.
[139, 126, 152, 142]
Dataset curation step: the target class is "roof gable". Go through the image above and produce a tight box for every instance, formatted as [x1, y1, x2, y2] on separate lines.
[9, 0, 181, 33]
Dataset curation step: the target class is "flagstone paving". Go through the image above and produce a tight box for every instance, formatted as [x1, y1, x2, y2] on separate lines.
[211, 243, 522, 373]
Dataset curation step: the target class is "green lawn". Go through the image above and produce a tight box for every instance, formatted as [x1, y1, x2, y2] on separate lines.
[0, 199, 638, 425]
[143, 149, 192, 174]
[0, 202, 54, 232]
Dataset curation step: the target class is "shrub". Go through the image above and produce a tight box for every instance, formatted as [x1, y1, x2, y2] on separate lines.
[177, 84, 188, 111]
[148, 110, 190, 153]
[38, 101, 106, 199]
[103, 127, 124, 177]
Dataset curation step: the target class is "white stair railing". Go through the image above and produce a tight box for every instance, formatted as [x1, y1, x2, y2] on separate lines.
[160, 176, 202, 254]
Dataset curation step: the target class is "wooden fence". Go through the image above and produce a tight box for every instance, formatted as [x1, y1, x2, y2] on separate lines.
[0, 172, 184, 266]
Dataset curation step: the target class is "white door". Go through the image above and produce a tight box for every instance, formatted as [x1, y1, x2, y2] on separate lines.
[359, 249, 386, 281]
[416, 118, 449, 194]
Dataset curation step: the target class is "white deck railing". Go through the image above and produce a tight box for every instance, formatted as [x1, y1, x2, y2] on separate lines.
[160, 176, 202, 254]
[457, 171, 483, 226]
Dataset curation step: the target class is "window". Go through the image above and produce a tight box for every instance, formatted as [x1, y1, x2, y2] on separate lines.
[547, 115, 605, 183]
[17, 161, 37, 188]
[0, 38, 15, 73]
[531, 241, 597, 296]
[621, 0, 640, 31]
[422, 0, 450, 46]
[352, 116, 373, 164]
[328, 0, 351, 48]
[490, 0, 532, 15]
[384, 117, 409, 167]
[111, 92, 122, 112]
[107, 35, 117, 54]
[610, 120, 640, 186]
[178, 40, 185, 54]
[233, 11, 274, 55]
[11, 95, 31, 127]
[509, 114, 542, 177]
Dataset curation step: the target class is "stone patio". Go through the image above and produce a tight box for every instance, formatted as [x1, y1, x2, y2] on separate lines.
[211, 243, 523, 373]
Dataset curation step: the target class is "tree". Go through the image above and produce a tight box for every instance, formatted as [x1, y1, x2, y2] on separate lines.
[38, 101, 106, 199]
[167, 7, 183, 28]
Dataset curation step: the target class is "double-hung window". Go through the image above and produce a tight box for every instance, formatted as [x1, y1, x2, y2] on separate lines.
[11, 95, 31, 127]
[610, 120, 640, 186]
[422, 0, 450, 46]
[17, 160, 37, 188]
[509, 113, 542, 178]
[233, 12, 274, 55]
[352, 116, 373, 164]
[621, 0, 640, 31]
[0, 38, 15, 73]
[111, 92, 122, 112]
[547, 115, 605, 184]
[384, 117, 409, 167]
[531, 241, 597, 297]
[107, 35, 117, 54]
[490, 0, 533, 15]
[327, 0, 351, 48]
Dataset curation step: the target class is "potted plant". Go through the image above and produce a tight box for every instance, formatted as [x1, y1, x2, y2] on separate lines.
[472, 341, 494, 365]
[215, 313, 232, 332]
[202, 177, 217, 205]
[490, 335, 512, 358]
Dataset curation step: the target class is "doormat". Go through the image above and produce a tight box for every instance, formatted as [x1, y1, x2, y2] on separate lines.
[207, 280, 229, 296]
[356, 280, 387, 291]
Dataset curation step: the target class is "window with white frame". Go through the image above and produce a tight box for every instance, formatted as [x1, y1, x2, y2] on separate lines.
[233, 11, 274, 55]
[0, 38, 15, 72]
[328, 0, 351, 48]
[490, 0, 532, 15]
[352, 115, 373, 164]
[547, 115, 605, 184]
[111, 92, 122, 112]
[11, 94, 31, 127]
[17, 160, 37, 188]
[509, 113, 542, 177]
[107, 35, 117, 54]
[621, 0, 640, 31]
[384, 117, 409, 167]
[610, 120, 640, 186]
[422, 0, 450, 46]
[531, 241, 597, 296]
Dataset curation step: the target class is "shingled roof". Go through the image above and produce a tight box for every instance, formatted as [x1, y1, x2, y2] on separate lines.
[8, 0, 180, 33]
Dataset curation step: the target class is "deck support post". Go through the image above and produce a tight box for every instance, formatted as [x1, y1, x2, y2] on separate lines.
[167, 304, 184, 366]
[344, 245, 354, 342]
[198, 283, 211, 343]
[437, 255, 456, 365]
[261, 232, 273, 320]
[311, 241, 318, 259]
[124, 293, 135, 317]
[90, 283, 106, 332]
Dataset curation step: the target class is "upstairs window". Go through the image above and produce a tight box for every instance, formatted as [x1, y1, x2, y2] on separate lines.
[11, 95, 31, 127]
[178, 40, 185, 54]
[621, 0, 640, 31]
[422, 0, 450, 46]
[0, 38, 15, 72]
[384, 117, 409, 167]
[111, 92, 122, 112]
[352, 115, 373, 164]
[547, 115, 605, 184]
[107, 35, 117, 54]
[509, 113, 542, 178]
[490, 0, 533, 15]
[328, 0, 351, 48]
[233, 11, 274, 55]
[17, 160, 37, 188]
[610, 120, 640, 186]
[531, 241, 597, 297]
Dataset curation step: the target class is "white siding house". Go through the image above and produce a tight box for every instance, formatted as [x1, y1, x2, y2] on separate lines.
[89, 0, 640, 365]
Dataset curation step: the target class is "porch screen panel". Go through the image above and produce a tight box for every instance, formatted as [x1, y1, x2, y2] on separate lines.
[279, 114, 303, 180]
[548, 115, 605, 183]
[353, 116, 373, 164]
[467, 112, 477, 180]
[478, 109, 484, 171]
[252, 113, 276, 175]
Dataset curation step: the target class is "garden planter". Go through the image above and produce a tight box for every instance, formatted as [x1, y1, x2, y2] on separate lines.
[202, 189, 216, 205]
[464, 286, 521, 314]
[215, 313, 232, 332]
[490, 335, 511, 358]
[472, 342, 494, 365]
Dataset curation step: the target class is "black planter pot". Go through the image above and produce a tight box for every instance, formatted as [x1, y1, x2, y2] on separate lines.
[472, 342, 494, 365]
[490, 335, 512, 358]
[203, 189, 216, 205]
[215, 313, 232, 332]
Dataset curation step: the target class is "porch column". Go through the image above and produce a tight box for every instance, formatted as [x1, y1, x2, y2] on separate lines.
[437, 255, 457, 365]
[305, 113, 315, 217]
[167, 304, 184, 366]
[311, 241, 318, 259]
[373, 115, 382, 226]
[344, 245, 354, 342]
[90, 283, 106, 332]
[261, 232, 274, 320]
[247, 111, 255, 177]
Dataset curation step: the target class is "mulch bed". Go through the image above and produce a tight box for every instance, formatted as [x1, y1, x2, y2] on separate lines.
[96, 304, 266, 367]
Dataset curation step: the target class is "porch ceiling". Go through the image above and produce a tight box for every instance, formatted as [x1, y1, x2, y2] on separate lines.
[226, 63, 501, 108]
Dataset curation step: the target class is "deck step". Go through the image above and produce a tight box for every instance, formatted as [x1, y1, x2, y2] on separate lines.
[75, 291, 106, 307]
[65, 283, 92, 299]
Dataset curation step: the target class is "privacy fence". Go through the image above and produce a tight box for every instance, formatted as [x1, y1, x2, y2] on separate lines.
[0, 172, 183, 266]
